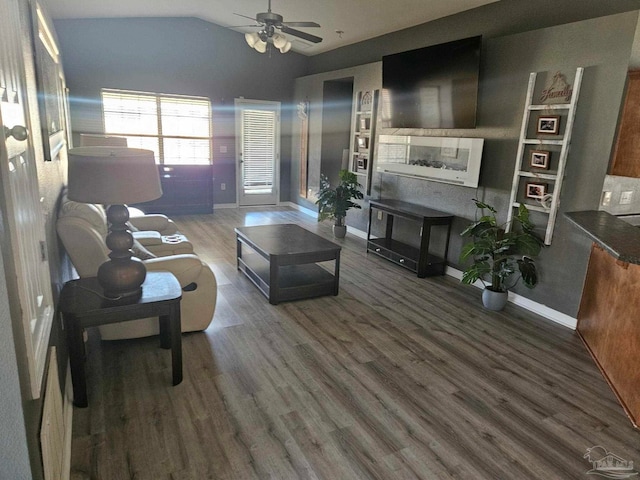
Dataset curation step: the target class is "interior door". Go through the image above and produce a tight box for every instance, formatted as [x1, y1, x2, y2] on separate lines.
[235, 99, 280, 206]
[0, 0, 54, 399]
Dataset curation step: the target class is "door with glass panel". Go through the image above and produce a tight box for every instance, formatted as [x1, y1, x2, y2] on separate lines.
[235, 99, 280, 206]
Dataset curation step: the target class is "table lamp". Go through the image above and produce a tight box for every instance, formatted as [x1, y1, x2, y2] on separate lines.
[67, 147, 162, 299]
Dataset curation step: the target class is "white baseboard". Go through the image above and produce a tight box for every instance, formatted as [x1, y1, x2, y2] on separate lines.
[346, 225, 368, 239]
[284, 202, 318, 218]
[214, 203, 238, 209]
[445, 266, 577, 330]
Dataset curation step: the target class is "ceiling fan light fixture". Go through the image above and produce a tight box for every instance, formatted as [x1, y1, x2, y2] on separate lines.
[238, 0, 322, 55]
[272, 33, 287, 49]
[278, 41, 292, 54]
[245, 32, 260, 48]
[254, 40, 267, 53]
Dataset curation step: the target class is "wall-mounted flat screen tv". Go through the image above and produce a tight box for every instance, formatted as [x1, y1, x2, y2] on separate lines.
[382, 36, 481, 129]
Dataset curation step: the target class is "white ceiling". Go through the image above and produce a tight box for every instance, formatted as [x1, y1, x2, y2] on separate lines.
[41, 0, 500, 55]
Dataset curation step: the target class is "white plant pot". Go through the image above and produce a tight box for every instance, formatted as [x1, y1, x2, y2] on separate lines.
[332, 224, 347, 238]
[482, 288, 508, 311]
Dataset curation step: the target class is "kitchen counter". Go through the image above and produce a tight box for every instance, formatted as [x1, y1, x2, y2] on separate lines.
[565, 210, 640, 264]
[566, 209, 640, 428]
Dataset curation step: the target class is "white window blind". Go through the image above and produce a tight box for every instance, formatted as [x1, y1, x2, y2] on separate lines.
[241, 109, 276, 190]
[102, 89, 212, 165]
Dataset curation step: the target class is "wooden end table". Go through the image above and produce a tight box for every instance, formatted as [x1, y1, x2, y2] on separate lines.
[59, 271, 183, 407]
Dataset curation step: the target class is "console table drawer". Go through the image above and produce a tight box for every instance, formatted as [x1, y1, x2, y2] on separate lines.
[368, 240, 418, 272]
[390, 252, 417, 271]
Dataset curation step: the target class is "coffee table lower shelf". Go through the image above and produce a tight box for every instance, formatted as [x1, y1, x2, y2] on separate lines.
[238, 254, 337, 304]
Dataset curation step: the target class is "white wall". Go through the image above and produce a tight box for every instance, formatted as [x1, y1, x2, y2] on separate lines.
[0, 249, 32, 479]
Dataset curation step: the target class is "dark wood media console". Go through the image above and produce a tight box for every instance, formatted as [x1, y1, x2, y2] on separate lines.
[367, 199, 453, 277]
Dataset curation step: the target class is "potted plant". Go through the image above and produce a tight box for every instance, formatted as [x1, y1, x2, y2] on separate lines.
[316, 169, 364, 238]
[460, 199, 544, 311]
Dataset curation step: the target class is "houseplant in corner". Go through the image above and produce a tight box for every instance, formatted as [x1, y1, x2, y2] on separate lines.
[316, 169, 364, 238]
[460, 199, 544, 311]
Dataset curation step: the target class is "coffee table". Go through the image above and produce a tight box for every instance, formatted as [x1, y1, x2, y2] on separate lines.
[235, 224, 341, 304]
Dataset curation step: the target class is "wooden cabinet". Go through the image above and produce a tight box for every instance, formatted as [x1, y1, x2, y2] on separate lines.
[610, 71, 640, 178]
[134, 165, 213, 215]
[578, 243, 640, 428]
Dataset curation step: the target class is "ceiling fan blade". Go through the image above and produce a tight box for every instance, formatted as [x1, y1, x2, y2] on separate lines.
[228, 24, 261, 28]
[283, 21, 320, 28]
[234, 12, 260, 22]
[281, 25, 323, 43]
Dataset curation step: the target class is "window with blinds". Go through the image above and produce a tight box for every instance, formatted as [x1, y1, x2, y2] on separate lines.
[241, 108, 277, 191]
[101, 89, 212, 165]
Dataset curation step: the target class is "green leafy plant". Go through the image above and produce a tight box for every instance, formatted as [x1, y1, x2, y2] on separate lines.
[460, 199, 544, 292]
[316, 170, 364, 226]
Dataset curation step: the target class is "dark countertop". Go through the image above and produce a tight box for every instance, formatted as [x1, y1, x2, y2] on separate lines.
[565, 210, 640, 264]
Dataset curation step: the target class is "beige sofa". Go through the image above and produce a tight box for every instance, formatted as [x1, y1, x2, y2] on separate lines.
[57, 194, 216, 340]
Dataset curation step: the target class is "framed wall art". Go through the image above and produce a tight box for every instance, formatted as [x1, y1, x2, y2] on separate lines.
[537, 115, 560, 135]
[33, 3, 67, 161]
[526, 182, 547, 200]
[530, 150, 550, 169]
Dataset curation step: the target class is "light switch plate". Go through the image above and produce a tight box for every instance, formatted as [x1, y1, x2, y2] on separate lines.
[602, 191, 612, 206]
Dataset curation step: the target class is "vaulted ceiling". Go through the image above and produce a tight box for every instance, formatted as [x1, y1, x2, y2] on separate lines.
[41, 0, 500, 55]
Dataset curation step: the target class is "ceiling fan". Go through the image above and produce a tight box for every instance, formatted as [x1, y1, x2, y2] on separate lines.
[235, 0, 322, 53]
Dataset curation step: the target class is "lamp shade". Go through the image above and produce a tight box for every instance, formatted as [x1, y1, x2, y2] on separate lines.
[272, 33, 287, 49]
[254, 39, 267, 53]
[245, 32, 260, 48]
[279, 41, 292, 54]
[67, 147, 162, 205]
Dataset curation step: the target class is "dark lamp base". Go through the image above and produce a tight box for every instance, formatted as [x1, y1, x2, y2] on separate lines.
[97, 259, 146, 299]
[98, 204, 148, 299]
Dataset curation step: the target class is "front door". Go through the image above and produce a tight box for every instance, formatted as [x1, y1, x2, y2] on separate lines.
[0, 0, 54, 398]
[235, 99, 280, 206]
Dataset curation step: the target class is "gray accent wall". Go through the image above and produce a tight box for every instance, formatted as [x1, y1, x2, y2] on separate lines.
[306, 0, 640, 76]
[293, 10, 639, 318]
[54, 17, 309, 205]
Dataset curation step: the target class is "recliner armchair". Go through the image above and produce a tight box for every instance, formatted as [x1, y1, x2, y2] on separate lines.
[56, 194, 216, 340]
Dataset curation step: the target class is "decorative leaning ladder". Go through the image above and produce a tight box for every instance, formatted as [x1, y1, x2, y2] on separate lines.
[506, 67, 583, 245]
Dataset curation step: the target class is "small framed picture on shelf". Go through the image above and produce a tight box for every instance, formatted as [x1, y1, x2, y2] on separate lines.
[537, 115, 560, 135]
[530, 150, 550, 169]
[526, 182, 547, 200]
[359, 117, 369, 131]
[357, 136, 368, 150]
[357, 156, 368, 170]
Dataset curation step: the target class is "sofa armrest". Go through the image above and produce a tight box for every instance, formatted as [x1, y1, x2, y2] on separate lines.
[143, 254, 204, 287]
[132, 230, 163, 246]
[129, 214, 179, 235]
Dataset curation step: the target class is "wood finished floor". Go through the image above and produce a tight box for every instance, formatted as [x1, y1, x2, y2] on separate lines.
[70, 207, 640, 480]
